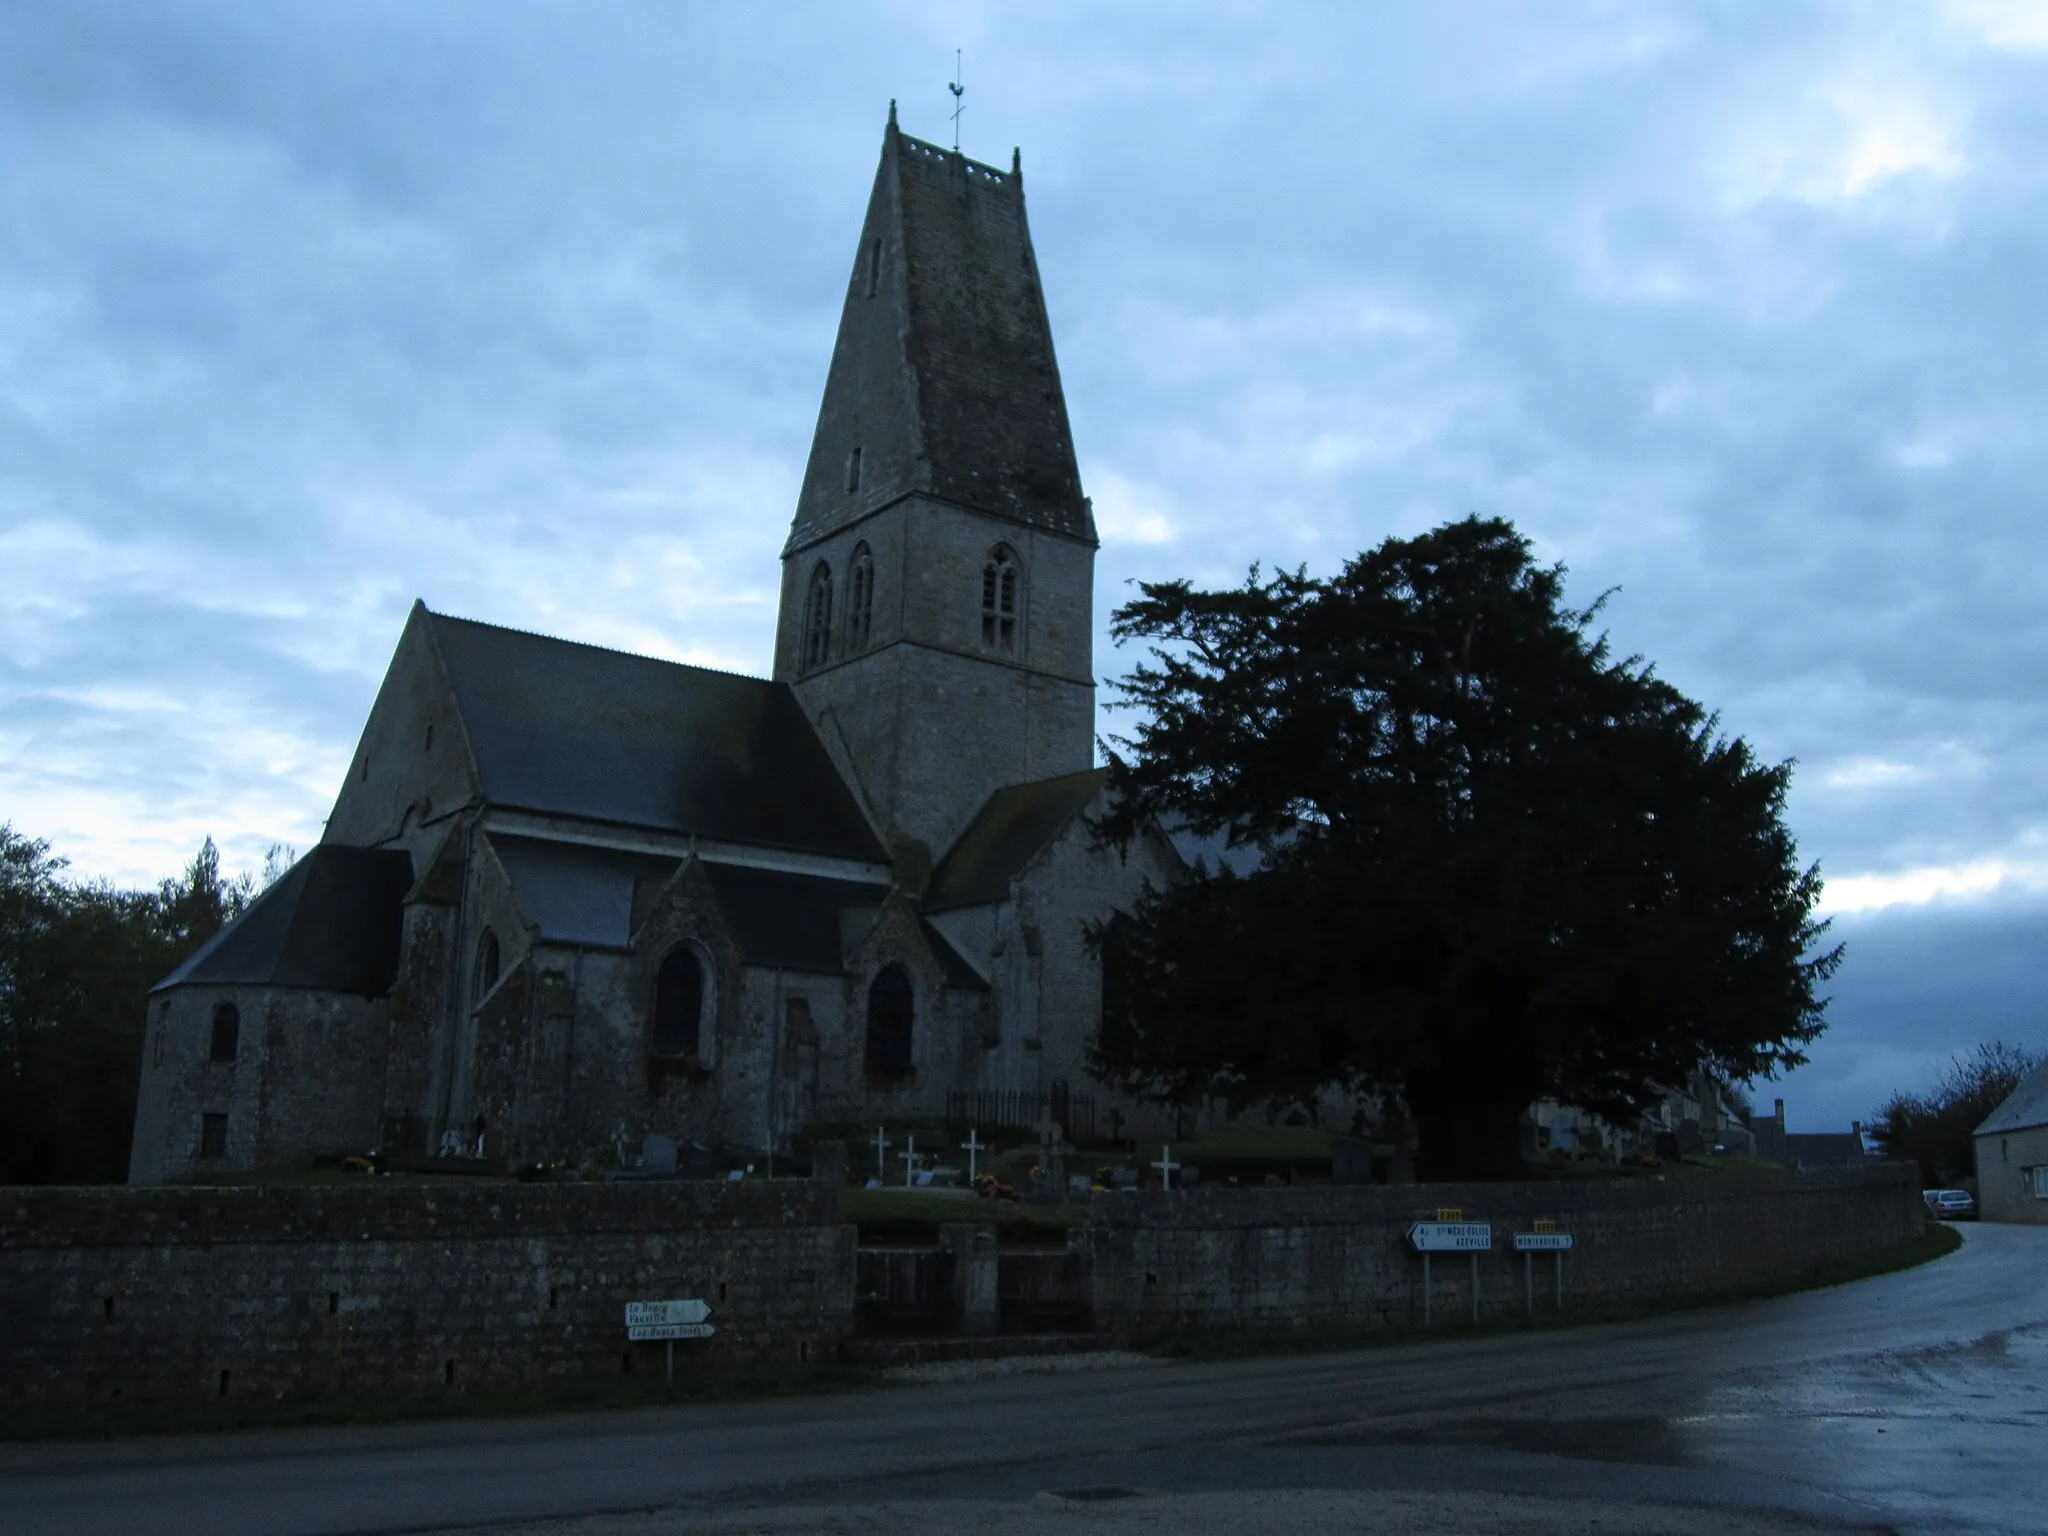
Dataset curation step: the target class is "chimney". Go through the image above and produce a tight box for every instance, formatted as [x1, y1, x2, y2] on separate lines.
[1775, 1098, 1785, 1128]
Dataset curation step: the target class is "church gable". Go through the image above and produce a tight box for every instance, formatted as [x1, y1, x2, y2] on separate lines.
[326, 600, 482, 852]
[925, 768, 1111, 912]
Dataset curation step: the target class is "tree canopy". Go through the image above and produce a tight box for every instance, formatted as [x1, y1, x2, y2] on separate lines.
[0, 828, 251, 1183]
[1870, 1041, 2041, 1189]
[1092, 516, 1839, 1179]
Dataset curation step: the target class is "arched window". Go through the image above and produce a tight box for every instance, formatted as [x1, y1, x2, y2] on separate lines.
[1096, 912, 1136, 1058]
[652, 947, 705, 1058]
[208, 1001, 240, 1063]
[981, 546, 1019, 654]
[802, 562, 834, 672]
[474, 930, 501, 1001]
[865, 964, 914, 1074]
[845, 543, 875, 653]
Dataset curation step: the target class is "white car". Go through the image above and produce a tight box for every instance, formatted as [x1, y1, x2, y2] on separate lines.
[1923, 1188, 1977, 1220]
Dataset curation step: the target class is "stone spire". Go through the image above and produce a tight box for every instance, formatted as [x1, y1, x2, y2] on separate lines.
[785, 113, 1094, 556]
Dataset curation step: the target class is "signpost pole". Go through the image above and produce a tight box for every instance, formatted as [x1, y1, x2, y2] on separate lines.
[666, 1338, 674, 1383]
[1525, 1251, 1534, 1315]
[1555, 1250, 1564, 1309]
[1422, 1252, 1432, 1326]
[1470, 1252, 1479, 1323]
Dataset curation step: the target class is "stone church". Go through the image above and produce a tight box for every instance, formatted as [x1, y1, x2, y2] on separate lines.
[128, 111, 1185, 1184]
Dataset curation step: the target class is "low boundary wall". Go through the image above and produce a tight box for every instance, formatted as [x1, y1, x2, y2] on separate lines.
[1083, 1163, 1923, 1339]
[0, 1164, 1921, 1421]
[0, 1181, 852, 1420]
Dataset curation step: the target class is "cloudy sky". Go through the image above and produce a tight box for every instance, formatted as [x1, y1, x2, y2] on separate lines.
[5, 2, 2047, 1129]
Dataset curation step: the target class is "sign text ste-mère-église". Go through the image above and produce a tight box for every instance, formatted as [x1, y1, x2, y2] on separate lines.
[1407, 1221, 1493, 1252]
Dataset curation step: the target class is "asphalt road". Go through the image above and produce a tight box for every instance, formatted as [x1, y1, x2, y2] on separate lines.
[2, 1222, 2042, 1536]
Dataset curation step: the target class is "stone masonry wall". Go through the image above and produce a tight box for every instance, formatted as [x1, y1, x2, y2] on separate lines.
[0, 1180, 852, 1420]
[1, 1165, 1921, 1421]
[1082, 1163, 1923, 1339]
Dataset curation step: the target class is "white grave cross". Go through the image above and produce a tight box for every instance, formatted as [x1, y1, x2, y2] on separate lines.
[871, 1126, 890, 1183]
[960, 1126, 984, 1182]
[903, 1132, 920, 1188]
[1152, 1144, 1182, 1190]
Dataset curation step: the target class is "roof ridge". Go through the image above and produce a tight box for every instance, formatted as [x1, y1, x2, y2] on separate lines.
[422, 607, 772, 687]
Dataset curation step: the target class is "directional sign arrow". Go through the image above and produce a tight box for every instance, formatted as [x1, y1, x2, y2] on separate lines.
[1407, 1221, 1493, 1252]
[625, 1298, 711, 1327]
[627, 1321, 715, 1341]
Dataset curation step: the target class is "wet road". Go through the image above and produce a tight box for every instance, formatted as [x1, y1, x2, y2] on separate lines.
[1, 1222, 2041, 1536]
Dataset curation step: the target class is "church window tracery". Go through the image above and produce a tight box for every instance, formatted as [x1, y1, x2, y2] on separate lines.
[981, 546, 1020, 654]
[865, 963, 914, 1074]
[651, 946, 707, 1060]
[802, 562, 834, 672]
[209, 1001, 240, 1064]
[846, 543, 875, 652]
[474, 931, 501, 1002]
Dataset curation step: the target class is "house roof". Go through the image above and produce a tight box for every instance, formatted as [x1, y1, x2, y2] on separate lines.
[1976, 1055, 2048, 1136]
[924, 768, 1108, 911]
[153, 846, 414, 997]
[428, 611, 886, 864]
[1782, 1132, 1871, 1168]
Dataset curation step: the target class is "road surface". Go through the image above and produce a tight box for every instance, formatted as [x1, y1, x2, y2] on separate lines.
[1, 1222, 2041, 1536]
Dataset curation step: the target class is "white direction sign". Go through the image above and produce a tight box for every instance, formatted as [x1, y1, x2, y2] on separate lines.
[1514, 1232, 1575, 1252]
[628, 1321, 715, 1341]
[1407, 1221, 1492, 1252]
[622, 1302, 712, 1335]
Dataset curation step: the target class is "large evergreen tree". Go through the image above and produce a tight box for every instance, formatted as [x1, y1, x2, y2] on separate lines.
[1093, 516, 1839, 1179]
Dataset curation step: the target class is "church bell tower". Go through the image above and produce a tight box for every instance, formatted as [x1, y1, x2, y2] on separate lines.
[774, 107, 1098, 866]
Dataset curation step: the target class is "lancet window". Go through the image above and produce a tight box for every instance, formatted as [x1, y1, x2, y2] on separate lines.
[802, 562, 834, 672]
[651, 946, 706, 1059]
[981, 546, 1019, 654]
[865, 964, 914, 1074]
[845, 543, 875, 652]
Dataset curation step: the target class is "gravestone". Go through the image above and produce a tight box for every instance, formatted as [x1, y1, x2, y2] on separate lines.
[1654, 1130, 1681, 1161]
[641, 1134, 678, 1178]
[811, 1140, 848, 1185]
[1331, 1136, 1375, 1184]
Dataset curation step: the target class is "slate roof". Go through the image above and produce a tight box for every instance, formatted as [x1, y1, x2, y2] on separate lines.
[925, 768, 1108, 911]
[1782, 1133, 1873, 1169]
[429, 612, 886, 864]
[489, 834, 680, 951]
[154, 846, 414, 996]
[1976, 1055, 2048, 1136]
[488, 835, 986, 989]
[788, 120, 1093, 549]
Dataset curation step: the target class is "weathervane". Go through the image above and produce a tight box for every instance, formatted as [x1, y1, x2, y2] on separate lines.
[948, 49, 965, 151]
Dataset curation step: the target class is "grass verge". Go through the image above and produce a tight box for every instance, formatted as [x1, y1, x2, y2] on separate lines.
[0, 1362, 886, 1443]
[1148, 1221, 1965, 1363]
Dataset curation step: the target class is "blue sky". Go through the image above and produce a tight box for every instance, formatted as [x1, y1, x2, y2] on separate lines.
[5, 2, 2046, 1129]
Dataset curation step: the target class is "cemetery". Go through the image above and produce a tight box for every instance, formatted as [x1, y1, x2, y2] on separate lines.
[0, 1132, 1923, 1425]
